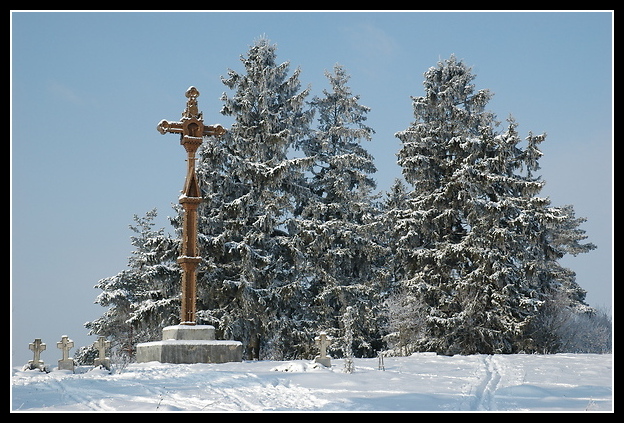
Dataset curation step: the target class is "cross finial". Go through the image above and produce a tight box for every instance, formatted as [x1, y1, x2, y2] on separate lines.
[182, 86, 202, 120]
[156, 87, 225, 137]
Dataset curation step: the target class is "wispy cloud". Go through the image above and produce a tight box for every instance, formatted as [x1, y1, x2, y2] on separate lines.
[341, 21, 400, 79]
[343, 22, 399, 61]
[47, 80, 84, 105]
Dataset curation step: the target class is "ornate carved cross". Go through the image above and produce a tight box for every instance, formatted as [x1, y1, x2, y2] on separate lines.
[157, 86, 226, 325]
[28, 338, 46, 366]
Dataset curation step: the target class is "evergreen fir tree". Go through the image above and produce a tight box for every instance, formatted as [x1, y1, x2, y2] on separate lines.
[379, 178, 422, 354]
[195, 37, 314, 359]
[85, 209, 179, 357]
[392, 55, 595, 354]
[296, 64, 384, 357]
[379, 178, 410, 291]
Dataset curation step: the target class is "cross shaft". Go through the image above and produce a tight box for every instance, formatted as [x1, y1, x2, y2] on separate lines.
[157, 86, 226, 325]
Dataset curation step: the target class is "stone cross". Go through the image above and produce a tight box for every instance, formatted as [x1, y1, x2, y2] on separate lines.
[316, 332, 331, 358]
[93, 336, 111, 370]
[156, 86, 226, 325]
[314, 332, 332, 367]
[56, 335, 75, 371]
[28, 338, 46, 370]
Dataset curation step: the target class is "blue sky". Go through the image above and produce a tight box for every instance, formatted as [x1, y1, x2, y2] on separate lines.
[11, 11, 612, 365]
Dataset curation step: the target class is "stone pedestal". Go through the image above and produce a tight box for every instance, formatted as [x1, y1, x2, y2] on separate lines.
[314, 356, 332, 367]
[58, 358, 75, 371]
[136, 325, 242, 364]
[94, 356, 111, 370]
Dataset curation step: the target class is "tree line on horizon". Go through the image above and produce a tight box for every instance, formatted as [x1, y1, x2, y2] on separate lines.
[83, 37, 610, 362]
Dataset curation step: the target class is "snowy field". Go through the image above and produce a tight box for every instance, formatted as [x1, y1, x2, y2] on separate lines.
[12, 353, 612, 412]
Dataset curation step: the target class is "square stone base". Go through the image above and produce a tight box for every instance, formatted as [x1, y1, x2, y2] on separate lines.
[57, 359, 75, 371]
[314, 356, 332, 367]
[136, 325, 242, 364]
[162, 324, 215, 340]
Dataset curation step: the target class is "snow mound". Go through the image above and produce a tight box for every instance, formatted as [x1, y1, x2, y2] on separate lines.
[270, 360, 330, 372]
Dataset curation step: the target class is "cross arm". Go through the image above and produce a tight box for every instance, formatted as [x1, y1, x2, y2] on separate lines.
[157, 120, 226, 137]
[203, 124, 227, 137]
[157, 119, 184, 135]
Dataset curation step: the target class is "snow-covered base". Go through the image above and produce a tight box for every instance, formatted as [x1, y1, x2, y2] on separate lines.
[135, 325, 243, 364]
[11, 353, 612, 412]
[136, 340, 242, 364]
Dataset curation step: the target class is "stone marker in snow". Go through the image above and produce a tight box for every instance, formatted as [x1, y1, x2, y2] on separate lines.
[56, 335, 75, 371]
[314, 332, 332, 367]
[27, 338, 46, 370]
[93, 336, 111, 370]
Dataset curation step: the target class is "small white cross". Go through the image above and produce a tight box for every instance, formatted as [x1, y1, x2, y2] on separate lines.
[29, 338, 46, 364]
[94, 336, 110, 359]
[315, 332, 331, 359]
[57, 335, 74, 361]
[93, 336, 111, 369]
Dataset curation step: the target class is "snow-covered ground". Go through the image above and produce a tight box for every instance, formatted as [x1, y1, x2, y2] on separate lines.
[12, 353, 612, 412]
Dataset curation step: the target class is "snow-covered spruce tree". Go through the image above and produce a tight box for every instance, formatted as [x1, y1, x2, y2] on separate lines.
[379, 178, 427, 355]
[379, 178, 410, 294]
[194, 37, 314, 359]
[295, 64, 386, 358]
[85, 209, 179, 358]
[392, 55, 595, 355]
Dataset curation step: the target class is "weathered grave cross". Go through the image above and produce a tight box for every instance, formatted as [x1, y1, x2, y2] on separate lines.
[93, 336, 111, 369]
[316, 332, 331, 358]
[157, 86, 226, 325]
[28, 338, 46, 369]
[314, 332, 332, 367]
[57, 335, 74, 360]
[56, 335, 75, 371]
